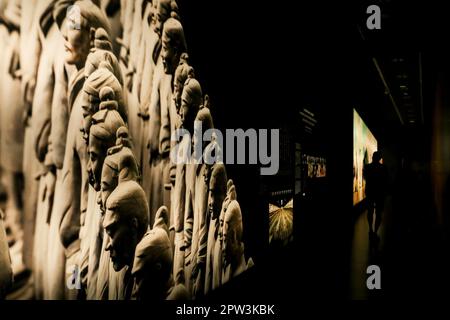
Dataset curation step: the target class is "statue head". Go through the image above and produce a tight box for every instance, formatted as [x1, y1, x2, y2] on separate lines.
[88, 87, 125, 191]
[193, 105, 214, 159]
[104, 180, 149, 271]
[153, 205, 170, 236]
[219, 180, 236, 241]
[155, 0, 178, 35]
[227, 180, 237, 202]
[131, 227, 173, 300]
[131, 207, 172, 300]
[149, 0, 158, 26]
[62, 0, 110, 69]
[161, 17, 187, 74]
[222, 200, 244, 269]
[98, 127, 139, 214]
[208, 164, 227, 221]
[84, 27, 124, 85]
[173, 53, 194, 112]
[82, 61, 125, 143]
[180, 76, 202, 134]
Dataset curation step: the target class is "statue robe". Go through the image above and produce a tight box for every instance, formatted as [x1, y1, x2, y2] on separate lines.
[171, 134, 190, 284]
[121, 0, 144, 163]
[205, 216, 220, 296]
[29, 0, 64, 299]
[206, 177, 231, 295]
[85, 186, 102, 299]
[146, 59, 173, 226]
[108, 265, 132, 300]
[135, 5, 159, 188]
[0, 211, 13, 299]
[20, 0, 41, 272]
[183, 162, 196, 293]
[57, 67, 89, 298]
[0, 2, 24, 273]
[43, 26, 71, 300]
[189, 163, 210, 298]
[0, 0, 23, 173]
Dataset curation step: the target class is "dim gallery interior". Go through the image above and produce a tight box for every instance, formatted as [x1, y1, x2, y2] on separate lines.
[294, 0, 450, 299]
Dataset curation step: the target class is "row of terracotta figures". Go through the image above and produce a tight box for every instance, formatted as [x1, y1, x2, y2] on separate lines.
[0, 0, 253, 300]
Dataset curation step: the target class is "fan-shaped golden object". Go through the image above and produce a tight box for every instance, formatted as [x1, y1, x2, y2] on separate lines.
[269, 199, 293, 245]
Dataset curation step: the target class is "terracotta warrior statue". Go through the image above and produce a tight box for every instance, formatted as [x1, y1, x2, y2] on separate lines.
[76, 60, 125, 299]
[0, 0, 25, 291]
[185, 106, 215, 299]
[131, 205, 172, 300]
[169, 52, 192, 182]
[97, 126, 140, 300]
[136, 0, 176, 178]
[98, 126, 139, 216]
[179, 76, 203, 295]
[19, 0, 46, 276]
[146, 15, 187, 227]
[103, 180, 149, 299]
[205, 164, 227, 295]
[86, 86, 126, 300]
[170, 54, 194, 286]
[115, 0, 145, 165]
[81, 60, 125, 145]
[34, 0, 108, 300]
[136, 0, 177, 93]
[84, 27, 123, 85]
[131, 205, 190, 300]
[55, 0, 110, 299]
[88, 86, 126, 192]
[221, 200, 254, 285]
[23, 0, 70, 299]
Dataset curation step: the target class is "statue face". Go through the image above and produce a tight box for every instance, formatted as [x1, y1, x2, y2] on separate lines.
[88, 135, 107, 191]
[161, 38, 177, 74]
[63, 20, 91, 68]
[179, 98, 197, 134]
[81, 91, 100, 144]
[208, 185, 225, 221]
[222, 220, 239, 267]
[156, 0, 170, 34]
[104, 210, 139, 271]
[99, 165, 118, 215]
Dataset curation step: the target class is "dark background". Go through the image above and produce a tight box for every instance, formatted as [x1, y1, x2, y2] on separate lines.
[176, 0, 450, 301]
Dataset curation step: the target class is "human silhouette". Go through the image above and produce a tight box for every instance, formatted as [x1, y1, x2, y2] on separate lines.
[364, 151, 388, 241]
